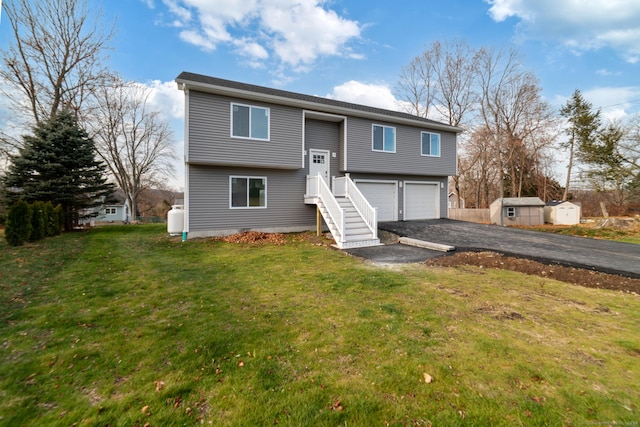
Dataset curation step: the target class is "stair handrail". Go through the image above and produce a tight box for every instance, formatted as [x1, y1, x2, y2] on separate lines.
[313, 174, 345, 244]
[338, 174, 378, 239]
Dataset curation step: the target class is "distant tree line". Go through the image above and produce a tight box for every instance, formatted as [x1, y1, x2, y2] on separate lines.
[396, 39, 640, 214]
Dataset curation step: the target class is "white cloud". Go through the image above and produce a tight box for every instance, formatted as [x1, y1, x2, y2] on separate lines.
[325, 80, 401, 111]
[485, 0, 640, 62]
[179, 29, 216, 51]
[148, 0, 362, 69]
[553, 86, 640, 121]
[145, 80, 185, 121]
[583, 86, 640, 121]
[143, 80, 186, 190]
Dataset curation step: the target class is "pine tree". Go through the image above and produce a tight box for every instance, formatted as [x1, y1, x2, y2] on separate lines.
[2, 110, 114, 231]
[560, 89, 601, 200]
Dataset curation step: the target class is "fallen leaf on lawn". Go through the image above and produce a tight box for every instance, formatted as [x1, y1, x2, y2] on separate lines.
[141, 405, 151, 416]
[423, 373, 433, 384]
[155, 380, 165, 392]
[238, 361, 244, 367]
[329, 399, 343, 411]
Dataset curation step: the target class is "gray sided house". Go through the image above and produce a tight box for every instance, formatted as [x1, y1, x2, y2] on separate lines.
[176, 72, 462, 248]
[490, 197, 545, 226]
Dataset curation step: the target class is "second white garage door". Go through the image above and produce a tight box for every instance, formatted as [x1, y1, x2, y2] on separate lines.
[404, 182, 439, 220]
[355, 181, 397, 222]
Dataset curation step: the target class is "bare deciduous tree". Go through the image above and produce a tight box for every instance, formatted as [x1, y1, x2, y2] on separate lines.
[90, 80, 177, 220]
[397, 39, 479, 209]
[0, 0, 114, 163]
[476, 47, 557, 199]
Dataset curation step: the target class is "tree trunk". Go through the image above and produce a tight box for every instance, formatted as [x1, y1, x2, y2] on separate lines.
[563, 132, 575, 201]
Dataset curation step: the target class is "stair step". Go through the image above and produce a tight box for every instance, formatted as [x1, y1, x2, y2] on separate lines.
[316, 195, 378, 249]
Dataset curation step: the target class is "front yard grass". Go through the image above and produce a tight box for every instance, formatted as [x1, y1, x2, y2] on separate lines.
[1, 225, 638, 426]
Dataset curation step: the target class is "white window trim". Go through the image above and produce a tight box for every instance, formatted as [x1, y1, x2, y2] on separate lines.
[229, 176, 268, 209]
[372, 124, 396, 153]
[230, 102, 271, 141]
[506, 207, 517, 218]
[421, 131, 441, 157]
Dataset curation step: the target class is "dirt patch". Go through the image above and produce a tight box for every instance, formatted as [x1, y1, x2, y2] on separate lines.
[426, 251, 640, 294]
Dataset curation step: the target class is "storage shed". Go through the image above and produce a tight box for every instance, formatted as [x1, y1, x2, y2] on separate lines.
[490, 197, 545, 226]
[544, 200, 581, 225]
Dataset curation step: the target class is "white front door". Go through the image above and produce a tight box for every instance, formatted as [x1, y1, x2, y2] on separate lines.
[309, 149, 330, 184]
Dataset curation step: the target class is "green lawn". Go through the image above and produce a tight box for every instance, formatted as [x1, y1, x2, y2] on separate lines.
[1, 225, 638, 426]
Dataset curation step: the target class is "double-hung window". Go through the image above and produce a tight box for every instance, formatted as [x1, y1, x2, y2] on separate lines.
[372, 124, 396, 153]
[421, 132, 441, 157]
[231, 103, 269, 140]
[230, 176, 267, 208]
[506, 207, 517, 218]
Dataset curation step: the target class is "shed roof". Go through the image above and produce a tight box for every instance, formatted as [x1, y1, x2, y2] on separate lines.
[546, 200, 579, 207]
[493, 197, 545, 207]
[176, 71, 463, 134]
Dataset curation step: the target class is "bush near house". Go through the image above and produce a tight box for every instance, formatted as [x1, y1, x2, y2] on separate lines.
[4, 199, 32, 246]
[4, 200, 64, 246]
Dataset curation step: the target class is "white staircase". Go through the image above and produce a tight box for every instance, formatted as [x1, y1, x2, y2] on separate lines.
[305, 174, 380, 249]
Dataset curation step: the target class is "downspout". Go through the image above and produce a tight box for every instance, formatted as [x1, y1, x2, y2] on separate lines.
[182, 83, 189, 242]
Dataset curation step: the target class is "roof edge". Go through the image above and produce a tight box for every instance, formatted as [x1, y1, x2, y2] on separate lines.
[176, 71, 464, 134]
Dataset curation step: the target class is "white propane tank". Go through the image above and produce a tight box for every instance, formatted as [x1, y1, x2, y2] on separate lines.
[167, 205, 184, 236]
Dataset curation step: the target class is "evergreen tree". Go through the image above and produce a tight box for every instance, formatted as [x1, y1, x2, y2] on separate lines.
[560, 89, 601, 200]
[2, 110, 114, 231]
[29, 200, 46, 242]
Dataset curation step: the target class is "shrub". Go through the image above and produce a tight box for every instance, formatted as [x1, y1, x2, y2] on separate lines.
[43, 202, 55, 237]
[52, 204, 64, 236]
[30, 201, 46, 242]
[5, 200, 33, 246]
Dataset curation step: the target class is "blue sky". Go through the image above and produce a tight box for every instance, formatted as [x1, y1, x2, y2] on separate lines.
[2, 0, 640, 189]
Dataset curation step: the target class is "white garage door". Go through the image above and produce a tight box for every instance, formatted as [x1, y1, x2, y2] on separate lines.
[405, 182, 439, 220]
[355, 181, 397, 222]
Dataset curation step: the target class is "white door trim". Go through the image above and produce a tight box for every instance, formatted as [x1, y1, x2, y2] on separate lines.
[309, 148, 330, 184]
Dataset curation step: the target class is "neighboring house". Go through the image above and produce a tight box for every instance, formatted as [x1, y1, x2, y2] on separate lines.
[544, 200, 581, 225]
[448, 192, 465, 209]
[87, 203, 130, 225]
[176, 72, 462, 248]
[490, 197, 545, 226]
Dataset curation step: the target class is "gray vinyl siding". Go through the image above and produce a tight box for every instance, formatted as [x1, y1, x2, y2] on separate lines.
[345, 117, 456, 176]
[187, 90, 302, 169]
[304, 119, 341, 178]
[188, 165, 316, 233]
[349, 173, 448, 220]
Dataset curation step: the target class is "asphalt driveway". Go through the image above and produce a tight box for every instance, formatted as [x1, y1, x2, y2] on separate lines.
[348, 219, 640, 278]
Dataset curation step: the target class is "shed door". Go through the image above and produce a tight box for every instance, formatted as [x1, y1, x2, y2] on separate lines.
[355, 181, 397, 222]
[405, 183, 439, 220]
[557, 206, 577, 225]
